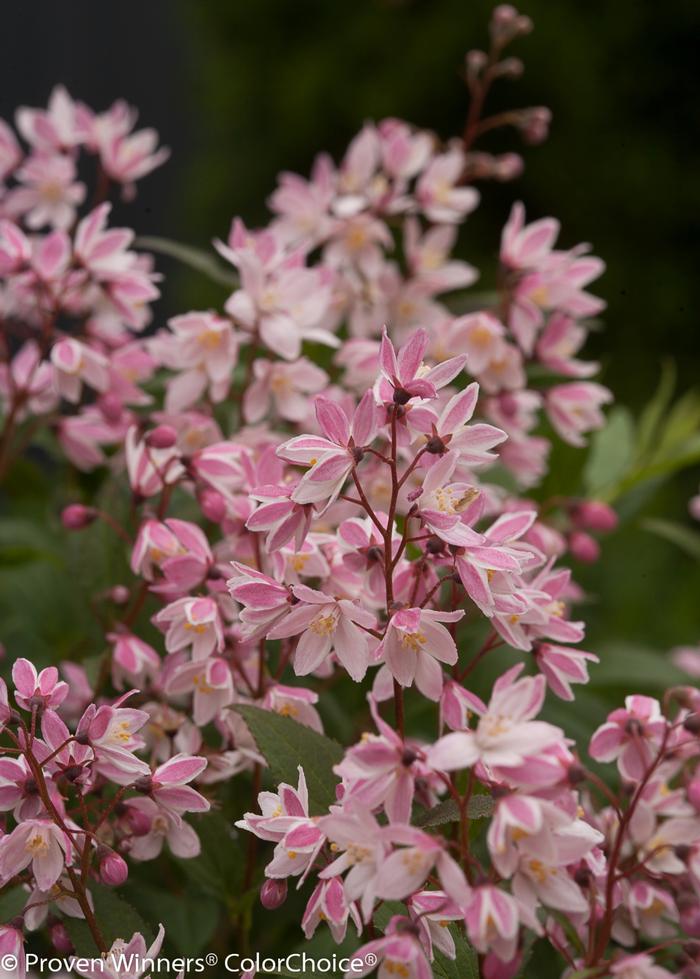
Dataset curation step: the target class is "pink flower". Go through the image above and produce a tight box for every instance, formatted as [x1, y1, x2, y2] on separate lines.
[0, 925, 25, 979]
[267, 584, 375, 682]
[318, 804, 390, 921]
[108, 632, 161, 690]
[534, 642, 598, 701]
[152, 312, 240, 412]
[464, 885, 519, 962]
[545, 382, 612, 447]
[99, 124, 170, 188]
[125, 425, 184, 498]
[279, 391, 379, 511]
[500, 201, 559, 270]
[377, 327, 466, 406]
[0, 819, 72, 891]
[378, 824, 471, 906]
[16, 85, 82, 151]
[414, 451, 482, 546]
[12, 658, 68, 712]
[124, 797, 201, 861]
[75, 700, 150, 786]
[427, 665, 563, 771]
[589, 695, 667, 781]
[413, 383, 507, 467]
[7, 152, 85, 230]
[609, 954, 675, 979]
[153, 596, 224, 660]
[227, 562, 292, 641]
[246, 484, 313, 553]
[51, 337, 110, 403]
[165, 657, 234, 725]
[379, 607, 463, 701]
[335, 698, 428, 822]
[217, 219, 335, 360]
[261, 684, 323, 732]
[236, 766, 312, 842]
[148, 753, 210, 814]
[0, 341, 57, 418]
[243, 357, 328, 424]
[348, 916, 433, 979]
[75, 925, 166, 979]
[416, 147, 479, 223]
[302, 878, 355, 944]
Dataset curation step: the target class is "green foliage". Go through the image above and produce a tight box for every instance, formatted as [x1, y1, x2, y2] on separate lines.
[63, 886, 153, 956]
[234, 704, 344, 813]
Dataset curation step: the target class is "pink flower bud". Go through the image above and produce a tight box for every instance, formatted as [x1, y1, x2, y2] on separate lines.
[688, 777, 700, 813]
[199, 488, 227, 523]
[680, 897, 700, 938]
[568, 530, 600, 563]
[494, 153, 524, 181]
[110, 585, 131, 605]
[260, 878, 287, 910]
[99, 848, 129, 887]
[50, 921, 74, 955]
[145, 425, 178, 449]
[123, 804, 152, 837]
[99, 394, 124, 423]
[519, 106, 551, 145]
[61, 504, 97, 530]
[573, 500, 619, 533]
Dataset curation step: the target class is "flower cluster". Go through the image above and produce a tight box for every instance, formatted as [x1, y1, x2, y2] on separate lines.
[0, 7, 696, 979]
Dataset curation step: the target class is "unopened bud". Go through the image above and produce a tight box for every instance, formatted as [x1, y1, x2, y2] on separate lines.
[145, 425, 178, 449]
[493, 153, 524, 181]
[123, 805, 152, 837]
[50, 921, 74, 955]
[519, 106, 551, 145]
[61, 504, 97, 530]
[110, 585, 131, 605]
[568, 530, 600, 563]
[572, 500, 618, 533]
[260, 878, 287, 910]
[98, 394, 123, 424]
[688, 777, 700, 812]
[199, 488, 227, 523]
[99, 848, 129, 887]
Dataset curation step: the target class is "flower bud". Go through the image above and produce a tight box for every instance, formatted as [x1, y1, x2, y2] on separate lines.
[145, 425, 178, 449]
[519, 106, 551, 145]
[568, 530, 600, 563]
[122, 803, 153, 837]
[98, 394, 123, 423]
[680, 896, 700, 938]
[50, 920, 74, 955]
[493, 153, 524, 181]
[110, 585, 131, 605]
[61, 504, 98, 530]
[99, 848, 129, 887]
[198, 488, 227, 523]
[260, 878, 287, 910]
[573, 500, 618, 533]
[688, 777, 700, 812]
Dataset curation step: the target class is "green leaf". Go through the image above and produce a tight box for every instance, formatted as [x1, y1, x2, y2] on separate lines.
[233, 704, 344, 813]
[641, 517, 700, 561]
[0, 886, 25, 921]
[591, 640, 686, 690]
[123, 884, 220, 955]
[64, 886, 153, 956]
[176, 810, 244, 900]
[433, 931, 480, 979]
[136, 235, 238, 288]
[582, 406, 635, 496]
[634, 360, 676, 462]
[415, 794, 494, 828]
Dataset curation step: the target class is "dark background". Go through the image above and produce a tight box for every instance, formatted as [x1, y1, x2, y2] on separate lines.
[1, 0, 699, 652]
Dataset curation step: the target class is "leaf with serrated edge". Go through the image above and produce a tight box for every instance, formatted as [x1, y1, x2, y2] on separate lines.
[233, 704, 343, 813]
